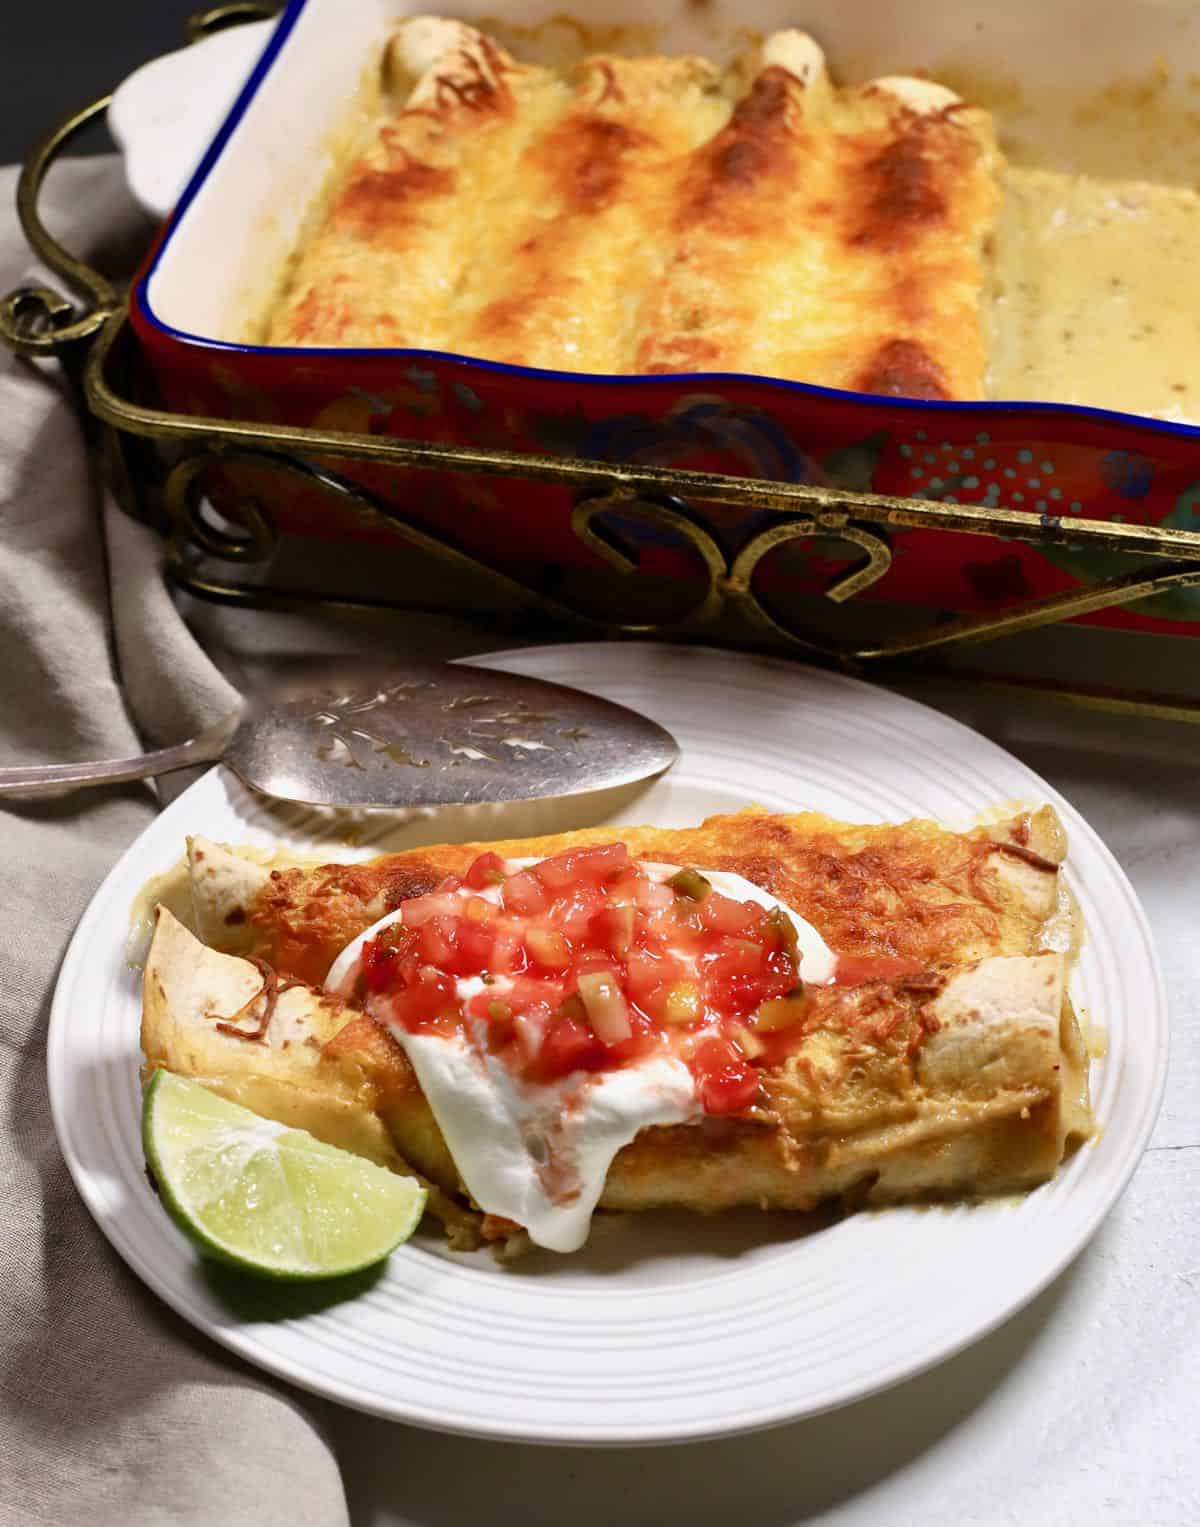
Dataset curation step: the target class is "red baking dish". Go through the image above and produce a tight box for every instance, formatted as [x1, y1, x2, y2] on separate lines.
[123, 0, 1200, 634]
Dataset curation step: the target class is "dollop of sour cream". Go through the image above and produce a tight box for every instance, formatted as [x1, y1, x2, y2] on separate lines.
[325, 858, 835, 1252]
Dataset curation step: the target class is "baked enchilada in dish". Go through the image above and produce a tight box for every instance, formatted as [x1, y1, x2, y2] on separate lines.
[267, 19, 1000, 401]
[261, 16, 1200, 419]
[140, 804, 1092, 1255]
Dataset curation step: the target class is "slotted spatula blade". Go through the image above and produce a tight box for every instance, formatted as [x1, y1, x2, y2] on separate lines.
[226, 660, 679, 810]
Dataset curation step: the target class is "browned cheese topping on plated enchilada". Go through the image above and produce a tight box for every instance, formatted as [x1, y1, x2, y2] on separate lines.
[266, 19, 1001, 399]
[140, 804, 1092, 1256]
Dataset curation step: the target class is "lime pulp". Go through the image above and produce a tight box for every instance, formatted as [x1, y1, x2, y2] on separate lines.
[142, 1070, 426, 1280]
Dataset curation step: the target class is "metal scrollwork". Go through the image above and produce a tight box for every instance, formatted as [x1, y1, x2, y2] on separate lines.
[570, 490, 727, 633]
[0, 285, 78, 356]
[855, 558, 1200, 658]
[723, 516, 893, 653]
[186, 3, 281, 43]
[0, 96, 118, 358]
[161, 445, 602, 628]
[163, 453, 279, 563]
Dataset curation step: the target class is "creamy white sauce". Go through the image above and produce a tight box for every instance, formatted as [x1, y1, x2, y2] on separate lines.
[324, 856, 836, 1251]
[989, 167, 1200, 421]
[400, 1033, 695, 1252]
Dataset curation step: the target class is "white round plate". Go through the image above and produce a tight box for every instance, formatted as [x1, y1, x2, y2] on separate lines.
[49, 644, 1166, 1445]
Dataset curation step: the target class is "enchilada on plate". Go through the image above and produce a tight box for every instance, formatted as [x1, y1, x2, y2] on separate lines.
[141, 803, 1092, 1255]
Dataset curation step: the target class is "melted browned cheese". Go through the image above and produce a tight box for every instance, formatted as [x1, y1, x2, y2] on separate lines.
[823, 86, 1000, 399]
[269, 28, 570, 348]
[630, 64, 823, 377]
[266, 24, 1000, 397]
[636, 66, 999, 398]
[264, 20, 1200, 418]
[233, 805, 1065, 987]
[446, 55, 729, 371]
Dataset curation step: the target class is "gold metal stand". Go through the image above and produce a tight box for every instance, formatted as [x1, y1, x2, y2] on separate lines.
[5, 5, 1200, 722]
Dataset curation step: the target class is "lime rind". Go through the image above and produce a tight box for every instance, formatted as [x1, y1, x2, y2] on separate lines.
[143, 1070, 427, 1281]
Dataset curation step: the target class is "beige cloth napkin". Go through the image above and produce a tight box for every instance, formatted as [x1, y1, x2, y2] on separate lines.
[0, 156, 351, 1526]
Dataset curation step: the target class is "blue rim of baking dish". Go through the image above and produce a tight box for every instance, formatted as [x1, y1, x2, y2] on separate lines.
[133, 0, 1200, 447]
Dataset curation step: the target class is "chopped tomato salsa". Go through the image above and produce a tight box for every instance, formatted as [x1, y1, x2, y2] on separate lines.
[357, 845, 810, 1114]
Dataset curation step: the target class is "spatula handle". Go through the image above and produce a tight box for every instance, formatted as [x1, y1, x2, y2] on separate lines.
[0, 718, 235, 798]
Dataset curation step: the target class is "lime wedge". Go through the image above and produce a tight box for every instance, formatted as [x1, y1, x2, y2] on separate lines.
[142, 1070, 427, 1280]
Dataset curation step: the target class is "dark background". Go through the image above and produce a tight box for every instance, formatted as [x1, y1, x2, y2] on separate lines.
[3, 2, 211, 162]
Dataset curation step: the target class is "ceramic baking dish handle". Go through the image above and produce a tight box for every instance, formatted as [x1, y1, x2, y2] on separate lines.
[0, 5, 275, 359]
[108, 11, 277, 221]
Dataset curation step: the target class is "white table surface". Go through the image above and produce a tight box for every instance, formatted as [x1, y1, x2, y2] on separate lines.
[222, 615, 1195, 1526]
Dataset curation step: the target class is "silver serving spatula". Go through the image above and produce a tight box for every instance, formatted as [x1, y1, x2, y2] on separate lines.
[0, 660, 678, 808]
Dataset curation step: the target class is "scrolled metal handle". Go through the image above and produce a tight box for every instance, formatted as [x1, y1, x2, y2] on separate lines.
[2, 6, 280, 359]
[0, 284, 78, 353]
[0, 94, 119, 359]
[186, 2, 281, 44]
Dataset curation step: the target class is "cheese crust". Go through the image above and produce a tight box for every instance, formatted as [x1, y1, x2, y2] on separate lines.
[266, 20, 1001, 397]
[141, 806, 1091, 1249]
